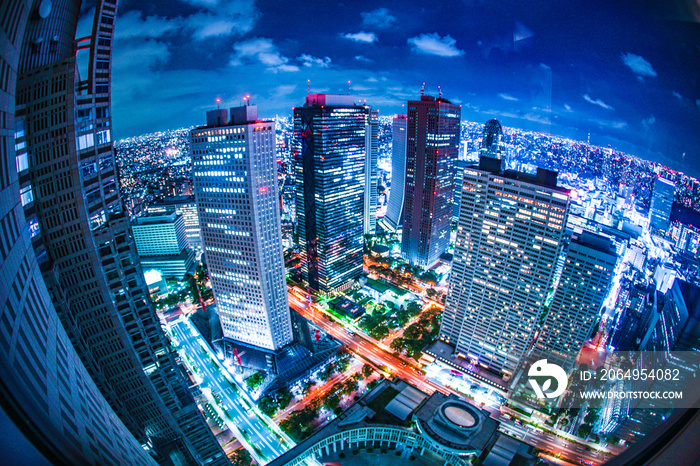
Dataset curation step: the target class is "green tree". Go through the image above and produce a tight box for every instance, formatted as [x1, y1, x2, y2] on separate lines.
[258, 395, 278, 417]
[578, 423, 593, 438]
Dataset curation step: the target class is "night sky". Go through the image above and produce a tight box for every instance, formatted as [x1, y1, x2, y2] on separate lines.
[80, 0, 700, 176]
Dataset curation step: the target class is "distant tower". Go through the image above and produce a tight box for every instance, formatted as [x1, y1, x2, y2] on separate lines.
[532, 232, 617, 374]
[479, 118, 506, 160]
[294, 94, 369, 292]
[191, 105, 293, 351]
[401, 93, 461, 268]
[385, 115, 408, 231]
[364, 110, 379, 235]
[441, 158, 570, 379]
[649, 177, 676, 231]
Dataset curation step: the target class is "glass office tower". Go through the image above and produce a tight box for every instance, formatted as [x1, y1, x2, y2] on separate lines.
[385, 114, 408, 231]
[401, 94, 461, 268]
[649, 176, 675, 231]
[294, 94, 369, 292]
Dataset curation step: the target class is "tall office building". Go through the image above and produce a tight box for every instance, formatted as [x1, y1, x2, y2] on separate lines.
[452, 160, 476, 222]
[132, 212, 196, 278]
[479, 118, 506, 160]
[441, 158, 569, 378]
[192, 105, 293, 351]
[294, 94, 368, 292]
[13, 1, 227, 464]
[147, 195, 202, 254]
[401, 94, 461, 268]
[0, 2, 157, 463]
[532, 231, 617, 374]
[364, 110, 379, 235]
[649, 176, 675, 231]
[384, 115, 408, 231]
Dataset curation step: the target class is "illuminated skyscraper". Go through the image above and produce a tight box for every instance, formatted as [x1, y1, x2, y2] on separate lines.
[479, 118, 506, 160]
[532, 232, 617, 373]
[384, 114, 408, 231]
[401, 94, 461, 268]
[441, 158, 569, 379]
[649, 176, 675, 231]
[12, 1, 227, 464]
[191, 105, 293, 351]
[364, 110, 379, 235]
[294, 94, 369, 292]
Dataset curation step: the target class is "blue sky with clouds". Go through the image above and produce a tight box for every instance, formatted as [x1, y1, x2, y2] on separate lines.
[86, 0, 700, 175]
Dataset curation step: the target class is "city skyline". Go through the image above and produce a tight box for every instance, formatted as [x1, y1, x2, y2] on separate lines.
[2, 1, 700, 465]
[83, 0, 700, 177]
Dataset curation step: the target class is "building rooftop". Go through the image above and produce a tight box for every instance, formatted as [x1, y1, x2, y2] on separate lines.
[132, 212, 180, 225]
[267, 378, 500, 466]
[149, 195, 195, 206]
[476, 156, 569, 194]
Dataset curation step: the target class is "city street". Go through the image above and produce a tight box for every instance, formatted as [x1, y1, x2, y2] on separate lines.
[167, 317, 293, 465]
[289, 291, 625, 466]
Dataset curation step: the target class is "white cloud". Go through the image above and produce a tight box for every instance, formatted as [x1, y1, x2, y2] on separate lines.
[642, 115, 656, 129]
[361, 8, 396, 29]
[355, 55, 373, 63]
[299, 54, 331, 68]
[341, 31, 377, 43]
[499, 93, 519, 101]
[114, 11, 181, 39]
[673, 91, 683, 101]
[230, 38, 299, 72]
[590, 118, 627, 129]
[564, 104, 572, 112]
[583, 93, 614, 110]
[407, 33, 463, 57]
[621, 52, 657, 77]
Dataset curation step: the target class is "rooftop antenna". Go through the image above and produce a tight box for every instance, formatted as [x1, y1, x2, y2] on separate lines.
[246, 94, 250, 106]
[421, 82, 425, 96]
[438, 85, 442, 99]
[348, 80, 351, 95]
[307, 79, 310, 95]
[216, 97, 221, 110]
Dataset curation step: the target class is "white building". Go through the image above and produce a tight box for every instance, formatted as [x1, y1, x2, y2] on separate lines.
[191, 105, 293, 351]
[440, 158, 569, 379]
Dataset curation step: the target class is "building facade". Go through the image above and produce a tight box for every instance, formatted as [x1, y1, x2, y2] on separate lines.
[364, 110, 379, 235]
[0, 2, 161, 462]
[532, 231, 617, 373]
[132, 212, 195, 278]
[649, 176, 675, 231]
[401, 94, 461, 268]
[147, 195, 202, 255]
[192, 105, 293, 351]
[441, 158, 569, 379]
[13, 1, 227, 464]
[384, 114, 408, 231]
[294, 94, 368, 292]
